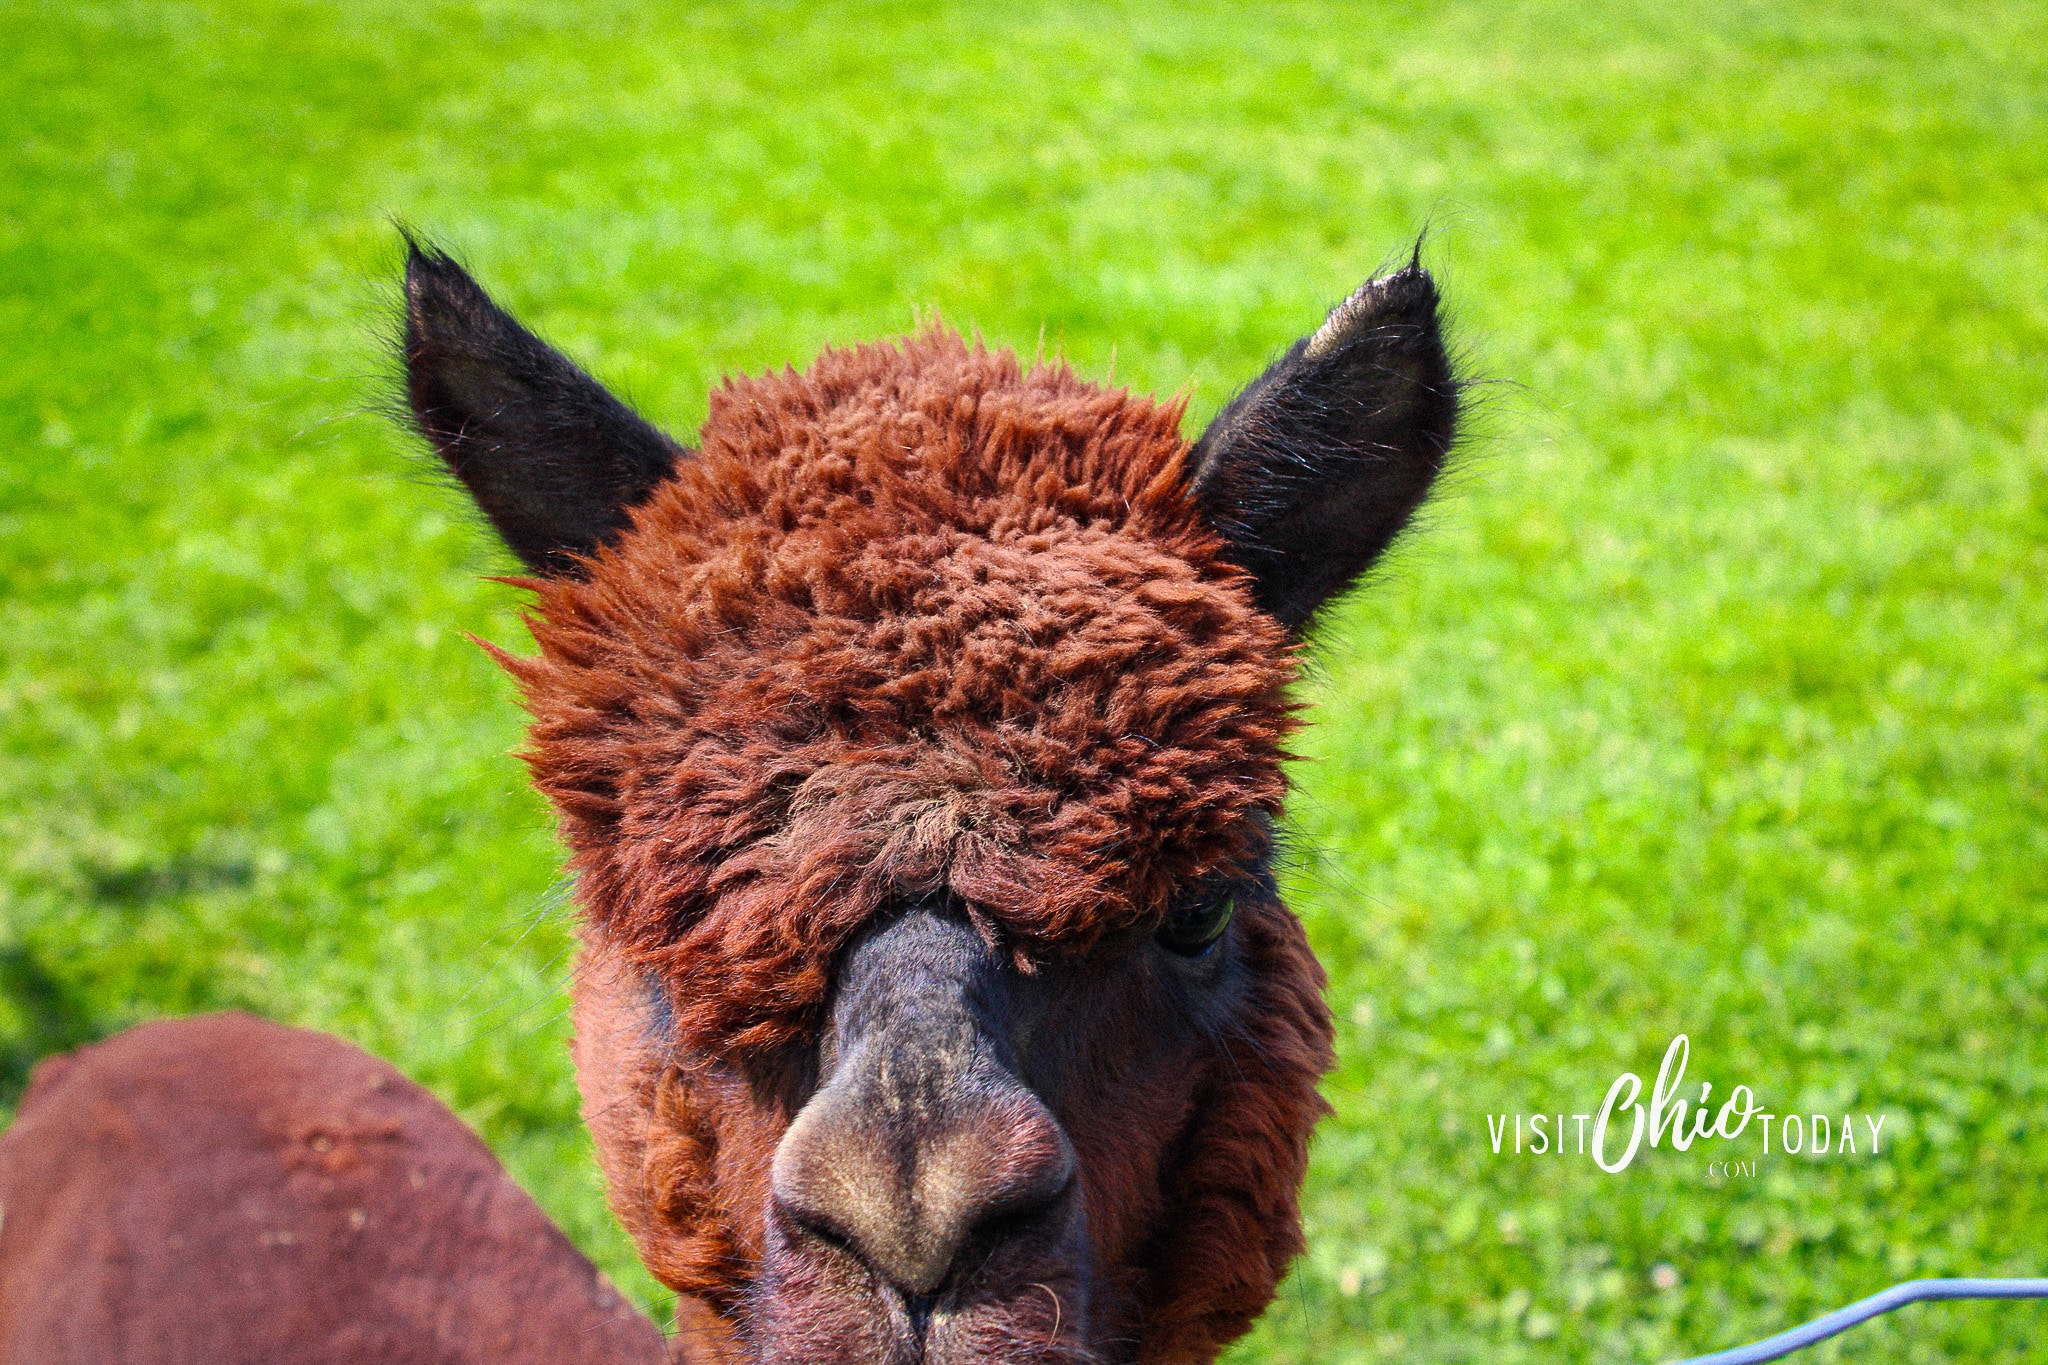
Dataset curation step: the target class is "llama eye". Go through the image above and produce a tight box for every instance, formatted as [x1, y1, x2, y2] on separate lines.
[1155, 890, 1235, 958]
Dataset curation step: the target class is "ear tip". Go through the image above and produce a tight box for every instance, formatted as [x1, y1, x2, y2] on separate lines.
[1303, 263, 1442, 359]
[398, 231, 476, 301]
[397, 234, 496, 349]
[1354, 260, 1440, 315]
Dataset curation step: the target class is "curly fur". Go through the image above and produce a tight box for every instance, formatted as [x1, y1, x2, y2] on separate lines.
[510, 326, 1331, 1361]
[501, 328, 1298, 1050]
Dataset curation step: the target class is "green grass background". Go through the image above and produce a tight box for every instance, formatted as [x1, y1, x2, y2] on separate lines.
[3, 1, 2045, 1360]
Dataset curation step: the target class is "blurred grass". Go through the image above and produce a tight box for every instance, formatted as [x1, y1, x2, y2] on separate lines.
[2, 1, 2045, 1360]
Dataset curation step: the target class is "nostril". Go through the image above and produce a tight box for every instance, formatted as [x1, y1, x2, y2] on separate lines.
[973, 1172, 1072, 1236]
[775, 1196, 858, 1259]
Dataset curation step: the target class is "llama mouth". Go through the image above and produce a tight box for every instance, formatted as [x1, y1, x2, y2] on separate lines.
[904, 1292, 937, 1346]
[748, 1286, 1100, 1365]
[749, 1202, 1099, 1364]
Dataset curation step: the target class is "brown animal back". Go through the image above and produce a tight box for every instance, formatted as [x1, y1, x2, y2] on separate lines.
[0, 1011, 666, 1365]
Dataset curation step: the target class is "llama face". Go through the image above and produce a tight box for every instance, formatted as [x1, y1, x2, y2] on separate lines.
[402, 240, 1456, 1364]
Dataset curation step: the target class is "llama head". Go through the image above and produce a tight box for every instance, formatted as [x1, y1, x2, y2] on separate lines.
[401, 239, 1456, 1365]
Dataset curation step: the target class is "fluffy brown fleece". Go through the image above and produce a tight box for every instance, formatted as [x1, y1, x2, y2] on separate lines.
[499, 325, 1332, 1359]
[500, 326, 1297, 1053]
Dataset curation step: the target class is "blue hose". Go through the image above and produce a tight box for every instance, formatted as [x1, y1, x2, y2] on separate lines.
[1672, 1278, 2048, 1364]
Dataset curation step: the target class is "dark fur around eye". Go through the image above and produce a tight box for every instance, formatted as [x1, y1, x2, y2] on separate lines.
[1156, 887, 1236, 957]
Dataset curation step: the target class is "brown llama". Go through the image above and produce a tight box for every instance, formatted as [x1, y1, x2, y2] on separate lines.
[0, 238, 1456, 1364]
[0, 1012, 666, 1363]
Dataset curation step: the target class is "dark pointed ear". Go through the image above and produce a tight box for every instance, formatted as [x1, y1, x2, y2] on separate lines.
[1189, 260, 1459, 632]
[400, 237, 687, 576]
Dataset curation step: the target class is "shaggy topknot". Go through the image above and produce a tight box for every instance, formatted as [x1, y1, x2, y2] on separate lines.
[496, 326, 1298, 1055]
